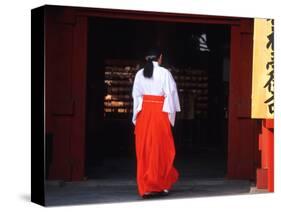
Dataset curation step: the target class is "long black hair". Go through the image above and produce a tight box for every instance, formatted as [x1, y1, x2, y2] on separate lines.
[143, 48, 162, 78]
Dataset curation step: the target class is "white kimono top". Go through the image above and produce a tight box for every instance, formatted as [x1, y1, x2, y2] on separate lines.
[132, 61, 181, 126]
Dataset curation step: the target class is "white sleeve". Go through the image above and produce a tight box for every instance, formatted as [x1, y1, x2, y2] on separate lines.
[162, 71, 181, 126]
[132, 72, 143, 125]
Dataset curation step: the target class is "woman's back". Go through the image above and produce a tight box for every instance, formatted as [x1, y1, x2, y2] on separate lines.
[132, 50, 181, 126]
[134, 61, 167, 96]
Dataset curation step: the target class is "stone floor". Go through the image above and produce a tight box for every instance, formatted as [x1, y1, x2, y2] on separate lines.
[45, 177, 260, 206]
[45, 153, 267, 206]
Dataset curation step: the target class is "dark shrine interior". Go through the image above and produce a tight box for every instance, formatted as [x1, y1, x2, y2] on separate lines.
[85, 17, 231, 180]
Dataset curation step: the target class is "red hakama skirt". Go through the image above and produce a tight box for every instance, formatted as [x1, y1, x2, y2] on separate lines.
[134, 95, 179, 196]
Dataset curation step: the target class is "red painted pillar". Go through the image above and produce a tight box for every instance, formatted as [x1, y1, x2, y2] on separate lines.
[256, 119, 274, 192]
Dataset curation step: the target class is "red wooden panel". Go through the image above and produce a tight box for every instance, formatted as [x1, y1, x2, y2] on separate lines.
[259, 130, 269, 169]
[256, 168, 268, 189]
[240, 19, 254, 33]
[45, 7, 75, 180]
[227, 25, 241, 179]
[264, 119, 274, 129]
[46, 19, 74, 117]
[48, 117, 72, 180]
[44, 6, 76, 24]
[47, 10, 88, 180]
[49, 24, 73, 105]
[52, 100, 74, 115]
[70, 16, 88, 180]
[227, 20, 260, 180]
[75, 7, 241, 25]
[258, 121, 274, 191]
[268, 127, 274, 192]
[238, 120, 255, 178]
[237, 33, 253, 118]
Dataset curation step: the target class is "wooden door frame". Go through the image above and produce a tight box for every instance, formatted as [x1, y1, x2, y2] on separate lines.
[68, 6, 255, 180]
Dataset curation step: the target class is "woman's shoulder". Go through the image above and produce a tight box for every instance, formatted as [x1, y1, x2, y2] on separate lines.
[158, 66, 173, 77]
[135, 68, 143, 77]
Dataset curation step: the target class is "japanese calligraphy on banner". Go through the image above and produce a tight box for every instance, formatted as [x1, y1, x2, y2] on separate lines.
[251, 18, 274, 119]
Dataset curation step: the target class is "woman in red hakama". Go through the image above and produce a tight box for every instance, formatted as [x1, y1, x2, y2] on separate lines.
[134, 95, 179, 197]
[132, 49, 181, 198]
